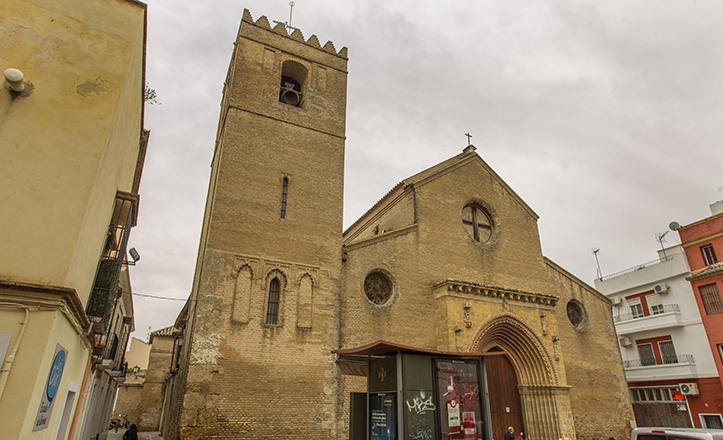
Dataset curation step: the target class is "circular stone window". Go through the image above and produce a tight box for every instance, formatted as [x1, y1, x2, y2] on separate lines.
[566, 299, 588, 330]
[462, 204, 493, 243]
[364, 271, 393, 305]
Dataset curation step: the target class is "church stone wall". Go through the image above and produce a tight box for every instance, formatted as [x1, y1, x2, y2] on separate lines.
[546, 260, 635, 440]
[180, 248, 342, 439]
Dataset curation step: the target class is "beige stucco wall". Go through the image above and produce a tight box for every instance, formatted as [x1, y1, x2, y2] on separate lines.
[125, 337, 151, 371]
[0, 307, 91, 439]
[0, 0, 146, 438]
[0, 0, 146, 302]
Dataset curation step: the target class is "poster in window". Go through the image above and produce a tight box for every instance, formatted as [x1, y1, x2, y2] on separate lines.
[370, 392, 396, 440]
[436, 359, 484, 440]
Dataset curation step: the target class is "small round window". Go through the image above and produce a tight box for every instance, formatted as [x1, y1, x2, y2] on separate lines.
[462, 204, 493, 242]
[566, 299, 588, 330]
[364, 272, 393, 305]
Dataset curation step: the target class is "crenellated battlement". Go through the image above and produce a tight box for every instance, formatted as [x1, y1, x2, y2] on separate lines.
[241, 9, 348, 59]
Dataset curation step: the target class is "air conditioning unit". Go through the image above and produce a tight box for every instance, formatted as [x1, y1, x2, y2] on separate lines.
[620, 337, 633, 347]
[654, 283, 669, 294]
[611, 297, 622, 306]
[679, 383, 700, 396]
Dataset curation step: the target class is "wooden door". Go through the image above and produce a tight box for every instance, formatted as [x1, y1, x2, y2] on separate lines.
[485, 355, 524, 440]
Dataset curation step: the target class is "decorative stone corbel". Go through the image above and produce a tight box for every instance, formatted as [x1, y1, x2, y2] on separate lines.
[463, 301, 472, 328]
[454, 325, 463, 352]
[552, 335, 560, 361]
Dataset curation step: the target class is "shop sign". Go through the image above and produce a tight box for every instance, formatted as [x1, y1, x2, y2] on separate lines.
[33, 344, 68, 431]
[371, 392, 396, 440]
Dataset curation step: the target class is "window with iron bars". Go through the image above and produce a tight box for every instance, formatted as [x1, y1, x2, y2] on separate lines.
[700, 283, 723, 315]
[266, 278, 281, 325]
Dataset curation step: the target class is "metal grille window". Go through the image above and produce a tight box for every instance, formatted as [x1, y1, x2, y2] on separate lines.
[701, 244, 718, 266]
[700, 283, 723, 315]
[280, 177, 288, 219]
[266, 278, 281, 325]
[659, 340, 678, 364]
[638, 343, 656, 366]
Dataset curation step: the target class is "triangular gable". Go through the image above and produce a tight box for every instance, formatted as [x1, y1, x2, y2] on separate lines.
[344, 146, 539, 240]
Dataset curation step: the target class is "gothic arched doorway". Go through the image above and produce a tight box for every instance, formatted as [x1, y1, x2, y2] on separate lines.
[485, 348, 524, 440]
[471, 314, 564, 440]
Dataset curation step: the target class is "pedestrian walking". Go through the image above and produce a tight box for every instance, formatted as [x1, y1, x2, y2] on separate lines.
[504, 426, 515, 440]
[123, 423, 138, 440]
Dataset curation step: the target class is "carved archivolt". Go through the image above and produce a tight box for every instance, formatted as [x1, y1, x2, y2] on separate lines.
[469, 313, 559, 386]
[264, 268, 288, 290]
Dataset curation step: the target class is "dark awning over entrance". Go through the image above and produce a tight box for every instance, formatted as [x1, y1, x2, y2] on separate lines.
[333, 340, 506, 376]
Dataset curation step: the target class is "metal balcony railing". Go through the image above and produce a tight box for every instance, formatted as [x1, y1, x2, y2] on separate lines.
[614, 304, 680, 323]
[623, 354, 694, 368]
[599, 255, 673, 282]
[86, 195, 135, 332]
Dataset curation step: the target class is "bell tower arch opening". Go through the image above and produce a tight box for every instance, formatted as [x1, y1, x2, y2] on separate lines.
[471, 314, 569, 440]
[279, 60, 307, 107]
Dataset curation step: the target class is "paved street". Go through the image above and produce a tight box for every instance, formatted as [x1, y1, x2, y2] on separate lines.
[106, 430, 163, 440]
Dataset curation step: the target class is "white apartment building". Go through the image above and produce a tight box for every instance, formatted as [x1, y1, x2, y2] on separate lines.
[595, 245, 718, 428]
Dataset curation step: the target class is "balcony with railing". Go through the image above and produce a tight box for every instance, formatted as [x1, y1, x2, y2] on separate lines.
[614, 304, 683, 335]
[623, 354, 697, 382]
[86, 193, 136, 333]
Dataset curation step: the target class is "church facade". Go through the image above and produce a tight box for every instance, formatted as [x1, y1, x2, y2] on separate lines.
[164, 9, 634, 440]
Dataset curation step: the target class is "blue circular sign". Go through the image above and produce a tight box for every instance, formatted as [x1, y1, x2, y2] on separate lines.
[46, 350, 66, 401]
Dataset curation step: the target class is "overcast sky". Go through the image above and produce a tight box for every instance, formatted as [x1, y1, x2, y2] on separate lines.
[128, 0, 723, 341]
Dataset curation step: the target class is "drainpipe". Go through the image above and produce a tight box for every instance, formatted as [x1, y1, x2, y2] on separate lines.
[0, 304, 30, 403]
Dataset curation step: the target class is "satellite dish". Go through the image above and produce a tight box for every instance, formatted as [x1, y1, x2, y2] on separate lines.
[669, 221, 681, 231]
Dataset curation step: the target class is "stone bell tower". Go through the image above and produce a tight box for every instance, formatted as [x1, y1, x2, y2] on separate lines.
[177, 9, 348, 439]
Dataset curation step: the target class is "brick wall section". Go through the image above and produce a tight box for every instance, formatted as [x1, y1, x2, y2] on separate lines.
[114, 383, 143, 425]
[137, 334, 174, 431]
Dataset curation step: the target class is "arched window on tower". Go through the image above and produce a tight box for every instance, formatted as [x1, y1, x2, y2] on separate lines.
[266, 277, 281, 325]
[279, 60, 307, 107]
[280, 177, 289, 219]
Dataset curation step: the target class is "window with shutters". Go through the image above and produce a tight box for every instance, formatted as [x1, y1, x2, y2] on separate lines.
[629, 299, 645, 319]
[646, 293, 664, 315]
[701, 244, 718, 266]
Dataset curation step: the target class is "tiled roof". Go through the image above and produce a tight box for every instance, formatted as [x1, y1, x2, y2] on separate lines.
[150, 325, 175, 337]
[687, 262, 723, 281]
